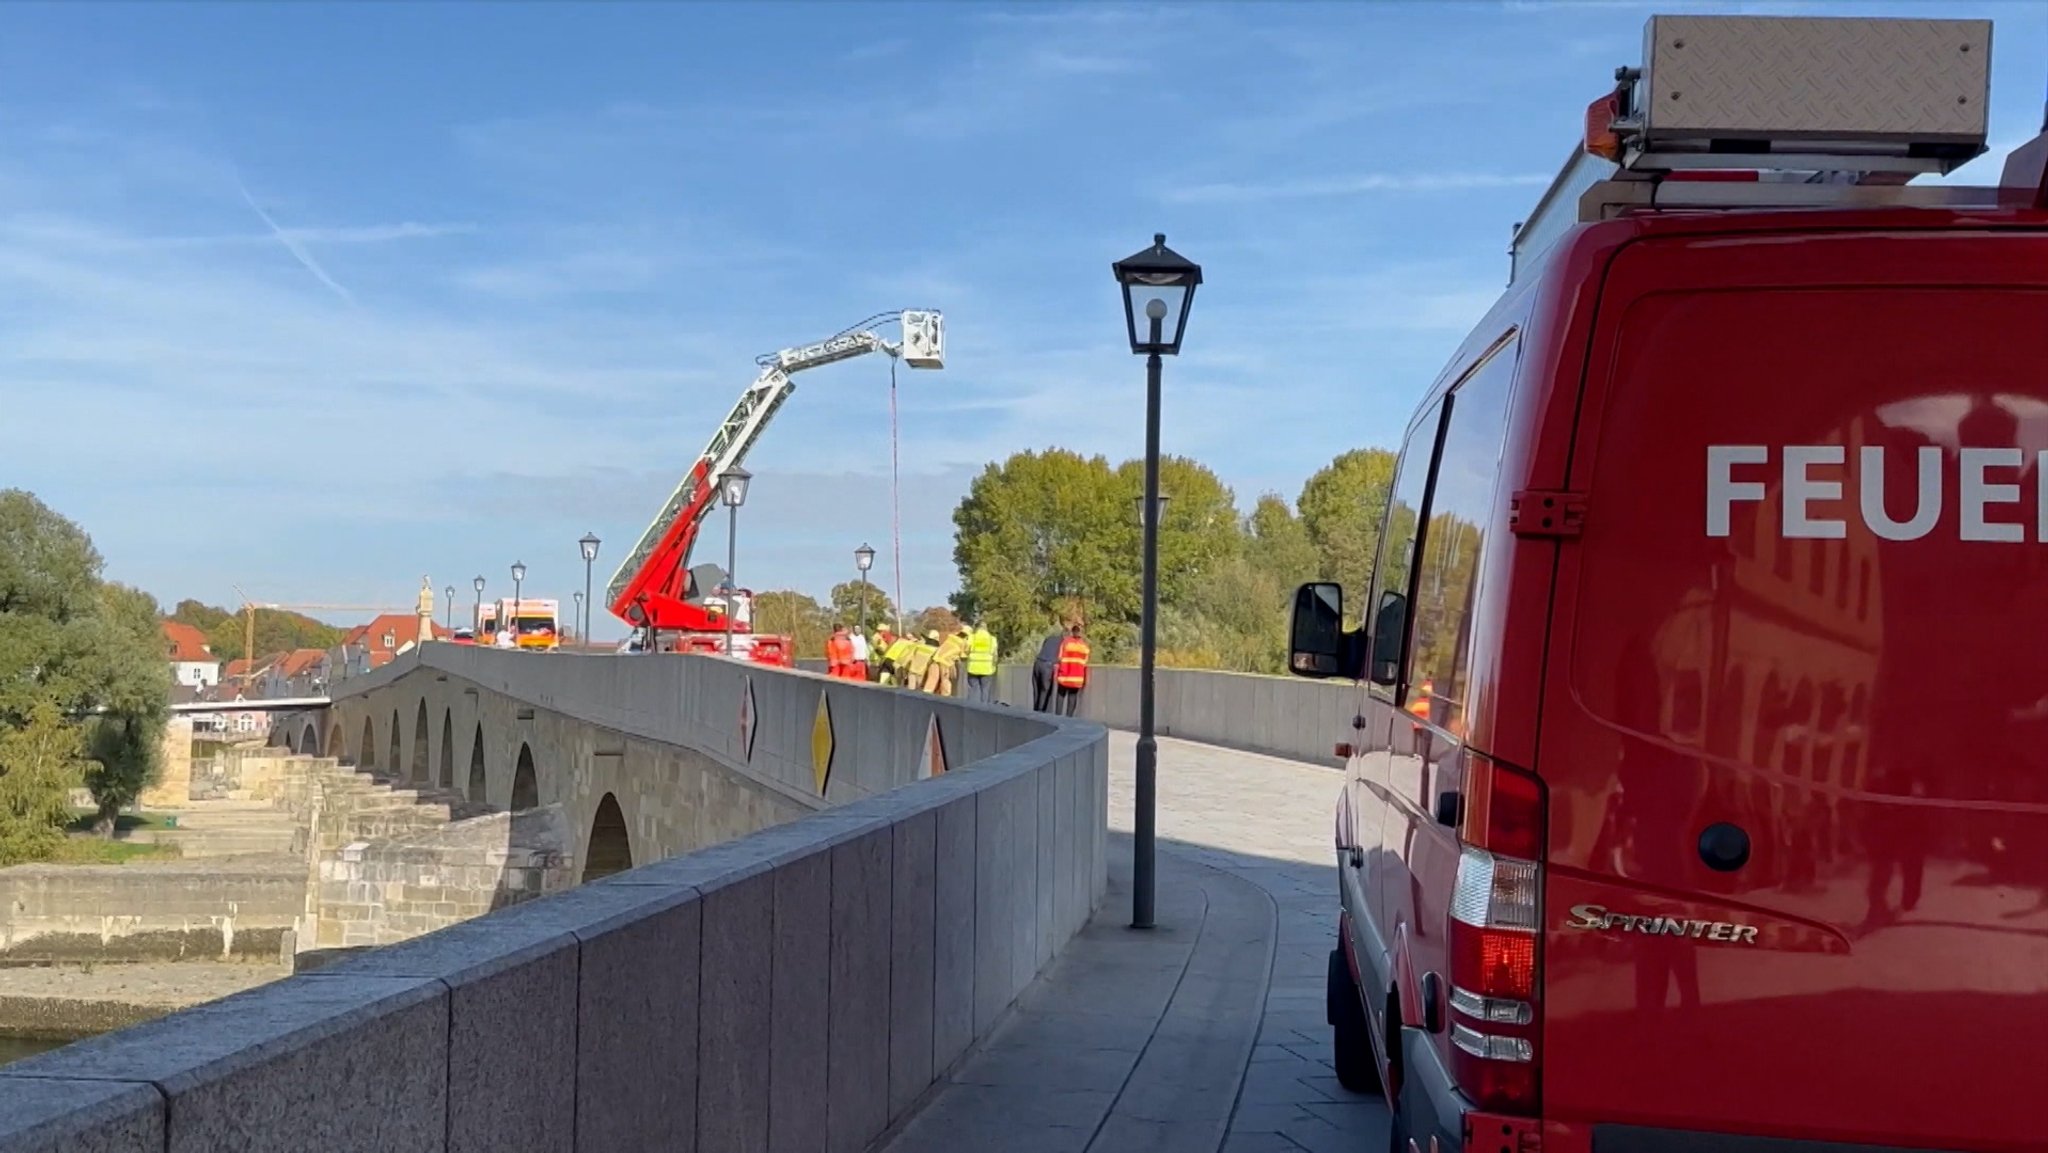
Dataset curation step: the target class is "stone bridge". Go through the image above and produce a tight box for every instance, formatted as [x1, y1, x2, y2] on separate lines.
[0, 649, 1354, 1152]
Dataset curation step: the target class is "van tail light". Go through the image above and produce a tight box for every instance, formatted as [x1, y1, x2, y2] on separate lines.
[1447, 755, 1544, 1115]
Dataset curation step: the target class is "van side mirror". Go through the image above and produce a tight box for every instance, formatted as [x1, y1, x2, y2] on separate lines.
[1369, 591, 1407, 687]
[1288, 582, 1346, 679]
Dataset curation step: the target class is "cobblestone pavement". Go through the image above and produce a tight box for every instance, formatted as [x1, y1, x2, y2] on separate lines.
[880, 730, 1388, 1153]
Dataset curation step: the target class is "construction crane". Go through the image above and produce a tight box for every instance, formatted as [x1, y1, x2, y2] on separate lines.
[230, 584, 403, 675]
[605, 309, 945, 658]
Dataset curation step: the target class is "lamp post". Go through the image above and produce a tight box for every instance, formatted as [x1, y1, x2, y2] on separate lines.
[573, 592, 584, 644]
[855, 542, 876, 632]
[1133, 492, 1172, 528]
[472, 575, 486, 635]
[444, 586, 454, 635]
[511, 562, 526, 645]
[579, 532, 602, 647]
[719, 467, 752, 656]
[1112, 232, 1201, 930]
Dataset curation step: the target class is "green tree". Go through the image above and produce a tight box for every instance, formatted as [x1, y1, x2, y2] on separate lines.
[0, 491, 170, 838]
[828, 581, 896, 632]
[1113, 455, 1243, 607]
[0, 700, 85, 865]
[752, 590, 829, 659]
[1249, 494, 1318, 589]
[1297, 449, 1398, 622]
[950, 449, 1139, 652]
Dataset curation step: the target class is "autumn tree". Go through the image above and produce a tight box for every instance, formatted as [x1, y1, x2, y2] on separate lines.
[752, 590, 830, 659]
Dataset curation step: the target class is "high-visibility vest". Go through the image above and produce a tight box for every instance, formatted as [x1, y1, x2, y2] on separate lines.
[1408, 679, 1433, 718]
[906, 643, 937, 678]
[933, 634, 967, 668]
[884, 637, 914, 666]
[826, 633, 853, 668]
[1055, 637, 1090, 689]
[966, 630, 998, 676]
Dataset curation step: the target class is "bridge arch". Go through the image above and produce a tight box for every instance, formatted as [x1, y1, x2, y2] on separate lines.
[360, 717, 376, 768]
[326, 720, 344, 762]
[467, 726, 486, 803]
[438, 710, 454, 789]
[388, 710, 401, 777]
[511, 744, 539, 811]
[582, 793, 632, 882]
[300, 722, 318, 756]
[412, 701, 429, 783]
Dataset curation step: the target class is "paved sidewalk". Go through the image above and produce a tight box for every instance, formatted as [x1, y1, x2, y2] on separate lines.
[877, 732, 1390, 1153]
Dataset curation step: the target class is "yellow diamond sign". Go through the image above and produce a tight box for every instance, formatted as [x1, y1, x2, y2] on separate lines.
[811, 692, 835, 795]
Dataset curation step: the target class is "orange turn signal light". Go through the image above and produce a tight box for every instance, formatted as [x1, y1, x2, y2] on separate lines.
[1584, 92, 1623, 163]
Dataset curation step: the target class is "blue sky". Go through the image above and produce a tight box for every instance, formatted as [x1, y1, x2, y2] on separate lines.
[2, 0, 2042, 637]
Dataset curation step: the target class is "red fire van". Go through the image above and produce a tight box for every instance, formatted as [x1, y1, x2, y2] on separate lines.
[1288, 15, 2048, 1153]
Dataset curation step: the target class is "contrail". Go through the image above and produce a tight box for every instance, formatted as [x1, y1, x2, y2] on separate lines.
[235, 179, 356, 305]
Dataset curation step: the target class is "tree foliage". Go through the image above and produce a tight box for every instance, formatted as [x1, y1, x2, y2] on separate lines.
[828, 581, 895, 632]
[0, 700, 84, 865]
[170, 599, 343, 663]
[1297, 448, 1398, 622]
[752, 590, 830, 659]
[0, 490, 170, 838]
[944, 442, 1411, 674]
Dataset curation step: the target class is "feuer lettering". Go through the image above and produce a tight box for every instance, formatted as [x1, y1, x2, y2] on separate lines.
[1708, 445, 2044, 542]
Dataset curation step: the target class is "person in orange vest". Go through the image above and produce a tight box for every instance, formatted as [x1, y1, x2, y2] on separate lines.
[826, 623, 854, 679]
[1053, 623, 1090, 716]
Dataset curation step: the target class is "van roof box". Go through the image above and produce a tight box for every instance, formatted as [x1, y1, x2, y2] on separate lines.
[1510, 14, 2012, 282]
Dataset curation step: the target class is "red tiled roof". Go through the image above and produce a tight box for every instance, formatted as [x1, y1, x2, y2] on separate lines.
[162, 621, 214, 664]
[277, 648, 327, 678]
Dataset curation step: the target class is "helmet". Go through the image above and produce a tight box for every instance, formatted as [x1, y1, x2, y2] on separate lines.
[925, 629, 940, 642]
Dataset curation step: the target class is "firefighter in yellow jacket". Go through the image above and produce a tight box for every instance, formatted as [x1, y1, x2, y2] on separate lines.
[902, 630, 940, 691]
[878, 629, 914, 685]
[964, 623, 998, 703]
[924, 626, 969, 696]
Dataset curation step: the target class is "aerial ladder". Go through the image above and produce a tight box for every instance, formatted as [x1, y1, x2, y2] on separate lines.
[605, 309, 945, 660]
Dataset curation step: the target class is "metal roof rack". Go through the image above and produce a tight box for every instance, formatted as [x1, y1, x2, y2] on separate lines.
[1510, 14, 2004, 282]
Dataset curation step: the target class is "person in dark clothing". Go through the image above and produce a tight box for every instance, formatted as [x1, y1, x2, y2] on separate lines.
[1031, 631, 1063, 712]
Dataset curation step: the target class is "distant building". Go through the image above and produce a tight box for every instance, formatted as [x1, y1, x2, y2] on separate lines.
[162, 621, 220, 690]
[336, 614, 448, 676]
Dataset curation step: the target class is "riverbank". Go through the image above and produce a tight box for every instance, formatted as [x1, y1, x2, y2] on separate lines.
[0, 959, 291, 1045]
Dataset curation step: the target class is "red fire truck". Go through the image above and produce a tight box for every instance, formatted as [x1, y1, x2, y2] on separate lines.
[603, 310, 944, 664]
[1288, 14, 2048, 1153]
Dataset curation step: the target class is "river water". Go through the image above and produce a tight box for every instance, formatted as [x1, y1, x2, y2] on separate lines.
[0, 1035, 75, 1065]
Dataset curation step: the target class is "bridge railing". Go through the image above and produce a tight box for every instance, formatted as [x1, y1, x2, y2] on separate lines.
[1, 648, 1108, 1152]
[800, 657, 1353, 766]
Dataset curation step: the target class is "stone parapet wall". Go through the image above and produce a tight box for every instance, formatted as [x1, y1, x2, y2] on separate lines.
[991, 663, 1355, 766]
[0, 661, 1107, 1152]
[0, 862, 303, 965]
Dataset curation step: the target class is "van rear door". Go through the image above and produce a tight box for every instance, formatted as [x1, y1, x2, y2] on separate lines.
[1537, 228, 2048, 1151]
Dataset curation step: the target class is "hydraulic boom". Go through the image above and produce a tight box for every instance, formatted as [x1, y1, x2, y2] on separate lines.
[605, 309, 944, 640]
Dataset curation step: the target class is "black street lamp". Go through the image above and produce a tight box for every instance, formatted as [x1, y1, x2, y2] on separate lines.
[579, 532, 602, 648]
[511, 562, 526, 646]
[444, 586, 454, 635]
[573, 592, 584, 644]
[719, 467, 752, 656]
[855, 542, 876, 632]
[472, 575, 486, 635]
[1112, 231, 1201, 931]
[1134, 492, 1172, 528]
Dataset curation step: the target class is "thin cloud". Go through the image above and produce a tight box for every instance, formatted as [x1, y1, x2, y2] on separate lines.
[234, 179, 357, 305]
[1164, 171, 1552, 205]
